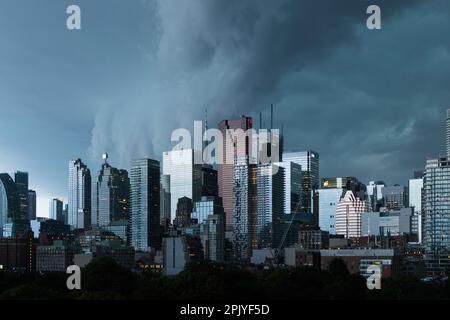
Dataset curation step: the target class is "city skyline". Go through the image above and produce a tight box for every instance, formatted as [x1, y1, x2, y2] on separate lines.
[2, 0, 450, 217]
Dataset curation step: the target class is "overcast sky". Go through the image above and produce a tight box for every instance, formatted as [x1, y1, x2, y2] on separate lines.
[1, 0, 450, 217]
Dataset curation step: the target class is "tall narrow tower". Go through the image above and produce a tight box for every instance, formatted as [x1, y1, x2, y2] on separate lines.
[446, 109, 450, 157]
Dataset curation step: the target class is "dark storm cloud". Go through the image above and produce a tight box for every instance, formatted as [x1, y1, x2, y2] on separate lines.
[1, 0, 449, 215]
[91, 0, 440, 187]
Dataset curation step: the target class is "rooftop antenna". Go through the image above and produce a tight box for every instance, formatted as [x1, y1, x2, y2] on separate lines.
[271, 104, 274, 130]
[259, 112, 262, 130]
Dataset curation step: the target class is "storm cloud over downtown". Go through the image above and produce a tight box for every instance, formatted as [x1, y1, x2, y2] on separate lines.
[0, 0, 450, 307]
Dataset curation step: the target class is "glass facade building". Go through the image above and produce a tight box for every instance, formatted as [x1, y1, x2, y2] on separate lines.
[317, 188, 343, 235]
[68, 159, 91, 229]
[162, 149, 202, 223]
[283, 151, 319, 213]
[335, 190, 369, 238]
[424, 157, 450, 276]
[192, 196, 225, 224]
[92, 158, 130, 228]
[409, 177, 423, 242]
[276, 161, 302, 214]
[0, 173, 18, 236]
[130, 159, 161, 252]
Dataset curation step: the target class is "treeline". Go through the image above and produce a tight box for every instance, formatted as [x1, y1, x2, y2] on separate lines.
[0, 257, 448, 300]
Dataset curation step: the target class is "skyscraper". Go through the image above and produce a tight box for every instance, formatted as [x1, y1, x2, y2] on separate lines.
[28, 190, 36, 220]
[131, 159, 161, 252]
[335, 190, 369, 238]
[256, 164, 285, 250]
[283, 151, 319, 213]
[162, 149, 202, 223]
[160, 174, 171, 228]
[381, 185, 408, 210]
[409, 175, 423, 243]
[446, 109, 450, 157]
[218, 116, 253, 230]
[68, 159, 91, 230]
[14, 171, 29, 221]
[0, 173, 18, 235]
[276, 161, 303, 214]
[317, 188, 343, 235]
[49, 198, 64, 222]
[424, 157, 450, 276]
[92, 154, 130, 228]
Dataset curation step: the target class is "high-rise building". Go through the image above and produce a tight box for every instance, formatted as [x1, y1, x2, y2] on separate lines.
[200, 212, 225, 262]
[366, 181, 385, 211]
[68, 159, 91, 230]
[317, 188, 343, 235]
[276, 161, 302, 214]
[28, 190, 36, 220]
[160, 174, 171, 228]
[14, 171, 29, 221]
[192, 196, 225, 224]
[174, 197, 194, 229]
[409, 175, 423, 243]
[283, 151, 319, 213]
[381, 185, 408, 210]
[92, 154, 130, 228]
[233, 157, 257, 261]
[130, 159, 161, 252]
[49, 198, 64, 222]
[162, 149, 202, 223]
[0, 173, 19, 235]
[256, 164, 285, 250]
[446, 109, 450, 157]
[201, 165, 218, 197]
[335, 190, 369, 238]
[424, 157, 450, 276]
[218, 116, 253, 230]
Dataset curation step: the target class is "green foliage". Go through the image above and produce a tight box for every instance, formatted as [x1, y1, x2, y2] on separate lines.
[0, 258, 448, 300]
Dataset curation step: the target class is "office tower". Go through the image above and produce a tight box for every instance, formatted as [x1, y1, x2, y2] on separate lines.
[200, 212, 225, 262]
[424, 157, 450, 276]
[174, 197, 193, 229]
[0, 173, 19, 235]
[283, 151, 319, 213]
[447, 109, 450, 157]
[192, 196, 225, 224]
[201, 165, 218, 197]
[92, 154, 130, 227]
[367, 181, 385, 211]
[218, 116, 253, 230]
[14, 171, 29, 221]
[233, 157, 258, 261]
[335, 190, 369, 238]
[160, 174, 171, 228]
[28, 190, 36, 220]
[256, 164, 285, 250]
[68, 159, 91, 230]
[49, 199, 64, 222]
[276, 161, 303, 214]
[130, 159, 161, 252]
[162, 149, 202, 222]
[381, 185, 408, 210]
[409, 175, 424, 243]
[317, 188, 343, 235]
